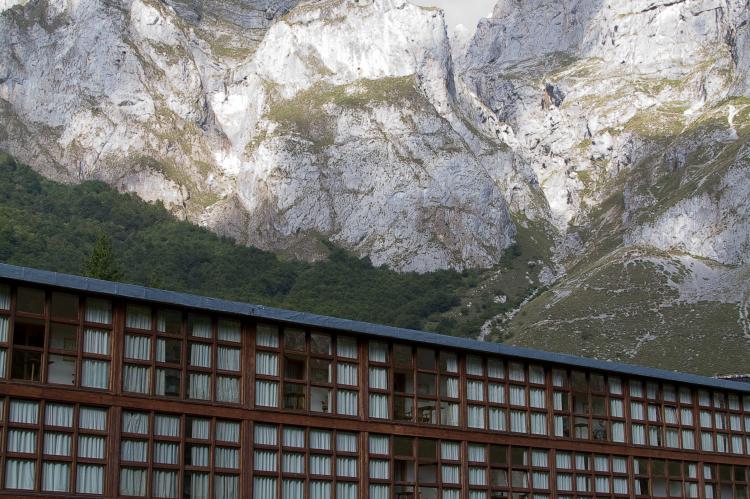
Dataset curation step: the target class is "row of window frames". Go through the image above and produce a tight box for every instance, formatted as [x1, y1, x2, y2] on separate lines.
[124, 335, 241, 371]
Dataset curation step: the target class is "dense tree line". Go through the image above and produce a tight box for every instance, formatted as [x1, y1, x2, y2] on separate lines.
[0, 152, 471, 331]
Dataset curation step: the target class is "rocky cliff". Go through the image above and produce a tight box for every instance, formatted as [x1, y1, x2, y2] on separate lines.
[2, 0, 750, 370]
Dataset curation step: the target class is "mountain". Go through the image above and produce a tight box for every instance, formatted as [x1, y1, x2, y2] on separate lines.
[1, 0, 749, 374]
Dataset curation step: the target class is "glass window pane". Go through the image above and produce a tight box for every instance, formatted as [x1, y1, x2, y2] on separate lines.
[49, 323, 77, 351]
[50, 292, 78, 320]
[17, 287, 45, 315]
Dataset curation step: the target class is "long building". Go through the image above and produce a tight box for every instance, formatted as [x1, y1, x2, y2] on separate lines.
[0, 263, 748, 498]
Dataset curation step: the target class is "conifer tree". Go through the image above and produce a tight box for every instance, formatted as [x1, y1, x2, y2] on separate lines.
[83, 235, 123, 281]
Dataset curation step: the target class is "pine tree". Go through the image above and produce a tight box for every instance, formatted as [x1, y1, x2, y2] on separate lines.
[83, 235, 123, 281]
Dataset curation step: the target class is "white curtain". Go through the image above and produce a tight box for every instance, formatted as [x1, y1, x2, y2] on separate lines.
[217, 421, 240, 443]
[189, 373, 211, 400]
[337, 390, 357, 416]
[256, 381, 278, 407]
[529, 365, 545, 384]
[530, 388, 545, 408]
[309, 481, 331, 499]
[509, 362, 525, 381]
[701, 411, 714, 428]
[336, 482, 357, 499]
[83, 328, 110, 355]
[665, 406, 678, 424]
[7, 429, 36, 453]
[153, 470, 177, 498]
[254, 424, 277, 445]
[310, 454, 331, 475]
[489, 407, 506, 431]
[122, 411, 148, 434]
[218, 320, 241, 342]
[369, 460, 389, 479]
[595, 476, 610, 493]
[369, 394, 388, 418]
[468, 405, 485, 429]
[632, 424, 645, 445]
[85, 298, 112, 324]
[510, 386, 526, 405]
[310, 430, 331, 450]
[44, 432, 71, 456]
[613, 477, 628, 494]
[369, 434, 388, 454]
[553, 416, 565, 437]
[78, 435, 105, 459]
[42, 461, 70, 492]
[467, 380, 484, 401]
[0, 348, 6, 378]
[254, 450, 278, 472]
[190, 418, 210, 440]
[125, 335, 151, 360]
[337, 457, 357, 477]
[468, 444, 485, 462]
[283, 427, 305, 448]
[442, 465, 460, 484]
[717, 433, 728, 453]
[121, 440, 148, 462]
[531, 413, 546, 435]
[189, 315, 212, 338]
[216, 376, 240, 403]
[576, 476, 590, 492]
[282, 452, 305, 473]
[612, 422, 625, 442]
[123, 365, 150, 393]
[189, 445, 209, 467]
[666, 429, 679, 448]
[442, 403, 459, 426]
[190, 343, 212, 368]
[610, 399, 624, 417]
[594, 455, 608, 472]
[336, 432, 357, 452]
[120, 468, 147, 496]
[337, 337, 357, 359]
[154, 415, 180, 437]
[441, 441, 459, 460]
[556, 452, 572, 469]
[631, 402, 644, 420]
[154, 442, 179, 464]
[81, 359, 110, 389]
[256, 352, 278, 376]
[557, 474, 573, 491]
[79, 407, 107, 431]
[216, 447, 239, 469]
[648, 405, 659, 422]
[487, 359, 503, 378]
[469, 467, 486, 486]
[126, 305, 151, 329]
[5, 459, 35, 489]
[552, 370, 567, 387]
[732, 435, 743, 453]
[444, 377, 459, 398]
[0, 316, 8, 341]
[0, 285, 9, 309]
[254, 477, 277, 499]
[488, 383, 504, 404]
[511, 410, 527, 433]
[256, 325, 279, 347]
[608, 377, 622, 394]
[218, 347, 240, 372]
[188, 472, 209, 499]
[215, 475, 239, 499]
[369, 341, 388, 362]
[531, 450, 548, 467]
[466, 356, 483, 376]
[532, 471, 549, 489]
[629, 381, 643, 398]
[612, 457, 627, 473]
[370, 484, 389, 499]
[77, 464, 103, 494]
[575, 454, 589, 471]
[337, 363, 358, 385]
[45, 402, 73, 427]
[369, 367, 387, 389]
[282, 479, 303, 499]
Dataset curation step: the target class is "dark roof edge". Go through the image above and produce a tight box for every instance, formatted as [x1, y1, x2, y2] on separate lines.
[1, 263, 748, 394]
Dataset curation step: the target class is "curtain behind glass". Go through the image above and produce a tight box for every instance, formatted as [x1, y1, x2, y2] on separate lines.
[5, 459, 35, 489]
[10, 399, 39, 424]
[85, 298, 112, 324]
[42, 462, 70, 492]
[125, 335, 151, 360]
[255, 381, 278, 407]
[254, 477, 277, 499]
[77, 464, 103, 494]
[217, 421, 240, 443]
[369, 394, 388, 419]
[153, 470, 177, 498]
[123, 365, 149, 393]
[82, 359, 110, 389]
[120, 468, 147, 496]
[215, 475, 238, 499]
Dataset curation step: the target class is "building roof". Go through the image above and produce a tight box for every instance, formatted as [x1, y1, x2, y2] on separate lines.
[1, 263, 748, 394]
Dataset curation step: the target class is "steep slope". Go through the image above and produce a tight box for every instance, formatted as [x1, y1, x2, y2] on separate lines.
[459, 0, 750, 371]
[0, 0, 540, 271]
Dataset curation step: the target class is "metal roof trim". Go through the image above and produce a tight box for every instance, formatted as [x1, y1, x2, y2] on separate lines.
[1, 263, 747, 393]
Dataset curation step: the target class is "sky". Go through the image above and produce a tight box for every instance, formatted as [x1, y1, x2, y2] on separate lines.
[410, 0, 497, 34]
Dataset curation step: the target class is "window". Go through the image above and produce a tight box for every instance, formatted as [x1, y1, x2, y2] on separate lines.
[123, 306, 242, 404]
[120, 411, 240, 498]
[2, 398, 107, 494]
[5, 286, 112, 390]
[256, 324, 358, 416]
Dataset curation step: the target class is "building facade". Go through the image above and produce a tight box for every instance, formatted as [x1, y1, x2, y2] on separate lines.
[0, 263, 748, 498]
